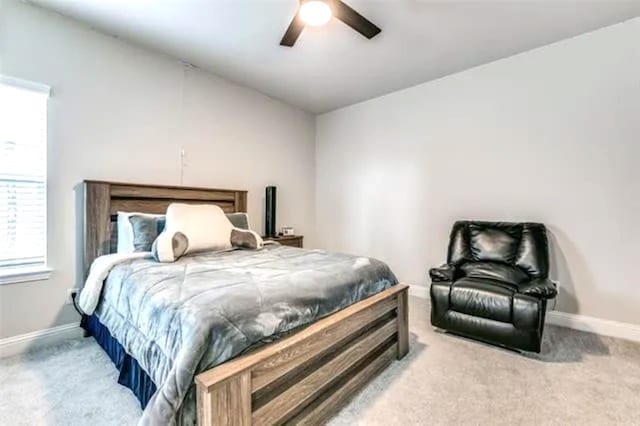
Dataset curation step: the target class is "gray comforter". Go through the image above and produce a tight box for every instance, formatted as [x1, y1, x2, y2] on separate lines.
[94, 244, 397, 425]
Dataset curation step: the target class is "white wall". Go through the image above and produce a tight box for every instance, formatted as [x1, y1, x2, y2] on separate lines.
[0, 0, 316, 339]
[1, 1, 637, 341]
[316, 18, 640, 325]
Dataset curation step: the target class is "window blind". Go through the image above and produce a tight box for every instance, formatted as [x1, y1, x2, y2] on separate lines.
[0, 77, 49, 271]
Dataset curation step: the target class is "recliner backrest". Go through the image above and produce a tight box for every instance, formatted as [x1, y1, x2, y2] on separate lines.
[447, 221, 549, 278]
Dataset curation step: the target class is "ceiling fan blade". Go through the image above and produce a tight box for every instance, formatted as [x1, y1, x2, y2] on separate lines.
[332, 0, 381, 39]
[280, 14, 304, 47]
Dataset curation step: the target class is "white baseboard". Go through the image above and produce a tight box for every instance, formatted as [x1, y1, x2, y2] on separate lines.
[0, 322, 82, 358]
[546, 311, 640, 343]
[2, 299, 638, 360]
[409, 284, 640, 343]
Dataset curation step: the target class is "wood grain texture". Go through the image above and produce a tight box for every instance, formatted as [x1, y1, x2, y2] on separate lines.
[84, 181, 110, 276]
[252, 298, 396, 392]
[196, 285, 408, 392]
[252, 318, 397, 425]
[110, 199, 236, 215]
[234, 191, 247, 213]
[195, 285, 409, 425]
[197, 372, 251, 426]
[84, 180, 247, 279]
[110, 185, 238, 202]
[397, 289, 409, 359]
[250, 311, 396, 408]
[288, 343, 398, 425]
[251, 296, 395, 393]
[85, 180, 245, 196]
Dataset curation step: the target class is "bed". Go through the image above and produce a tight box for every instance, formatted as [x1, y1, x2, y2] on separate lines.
[82, 180, 409, 425]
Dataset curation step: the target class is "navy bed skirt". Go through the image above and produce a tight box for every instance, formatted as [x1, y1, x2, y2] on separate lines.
[81, 315, 157, 408]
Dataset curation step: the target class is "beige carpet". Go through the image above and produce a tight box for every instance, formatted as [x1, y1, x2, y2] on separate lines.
[1, 296, 639, 425]
[329, 297, 640, 425]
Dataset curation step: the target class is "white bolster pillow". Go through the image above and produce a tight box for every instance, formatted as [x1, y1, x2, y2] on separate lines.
[152, 231, 189, 263]
[164, 203, 234, 254]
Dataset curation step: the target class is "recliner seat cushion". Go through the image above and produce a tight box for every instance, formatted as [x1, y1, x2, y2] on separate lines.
[450, 277, 515, 323]
[460, 262, 529, 285]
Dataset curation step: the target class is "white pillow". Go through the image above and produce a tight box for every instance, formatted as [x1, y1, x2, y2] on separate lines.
[164, 203, 234, 253]
[116, 211, 164, 254]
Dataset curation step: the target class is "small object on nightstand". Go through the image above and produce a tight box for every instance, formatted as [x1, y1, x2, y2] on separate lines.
[282, 226, 295, 236]
[262, 235, 303, 248]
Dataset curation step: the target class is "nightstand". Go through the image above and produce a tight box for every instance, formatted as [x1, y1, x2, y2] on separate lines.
[262, 235, 304, 248]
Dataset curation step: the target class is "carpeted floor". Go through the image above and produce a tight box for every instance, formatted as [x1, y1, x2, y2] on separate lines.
[1, 297, 639, 425]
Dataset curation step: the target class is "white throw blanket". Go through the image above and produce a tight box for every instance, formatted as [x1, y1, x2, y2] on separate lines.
[78, 252, 152, 315]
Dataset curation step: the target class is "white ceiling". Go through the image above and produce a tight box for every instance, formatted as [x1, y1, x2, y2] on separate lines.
[31, 0, 640, 113]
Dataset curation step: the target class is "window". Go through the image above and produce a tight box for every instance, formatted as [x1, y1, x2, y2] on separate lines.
[0, 76, 51, 284]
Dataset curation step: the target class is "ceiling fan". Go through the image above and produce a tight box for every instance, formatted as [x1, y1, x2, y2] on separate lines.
[280, 0, 381, 47]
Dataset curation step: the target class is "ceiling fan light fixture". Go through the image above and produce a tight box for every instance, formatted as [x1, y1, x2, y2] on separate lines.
[299, 0, 332, 27]
[280, 0, 380, 47]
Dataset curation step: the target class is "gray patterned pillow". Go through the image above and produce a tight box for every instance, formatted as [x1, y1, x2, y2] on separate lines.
[125, 212, 246, 252]
[226, 213, 249, 230]
[128, 215, 166, 252]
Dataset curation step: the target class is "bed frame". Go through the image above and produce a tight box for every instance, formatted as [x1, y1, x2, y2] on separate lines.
[84, 180, 409, 425]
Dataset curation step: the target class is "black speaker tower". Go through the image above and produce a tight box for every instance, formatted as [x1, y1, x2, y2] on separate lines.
[265, 186, 277, 237]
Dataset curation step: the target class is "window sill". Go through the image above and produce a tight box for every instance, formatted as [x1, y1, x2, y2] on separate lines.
[0, 266, 52, 285]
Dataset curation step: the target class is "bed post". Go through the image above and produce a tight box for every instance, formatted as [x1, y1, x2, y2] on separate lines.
[197, 372, 252, 426]
[84, 181, 111, 278]
[397, 288, 409, 359]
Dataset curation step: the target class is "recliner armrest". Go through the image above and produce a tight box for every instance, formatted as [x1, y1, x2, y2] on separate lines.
[429, 264, 456, 282]
[518, 278, 557, 299]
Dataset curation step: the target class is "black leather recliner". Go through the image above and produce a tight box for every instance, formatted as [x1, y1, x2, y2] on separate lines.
[430, 221, 557, 352]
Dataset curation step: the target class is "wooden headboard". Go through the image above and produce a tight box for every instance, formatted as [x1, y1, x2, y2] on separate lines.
[83, 180, 247, 275]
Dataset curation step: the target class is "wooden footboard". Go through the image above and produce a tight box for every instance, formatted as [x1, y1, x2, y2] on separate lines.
[195, 284, 409, 425]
